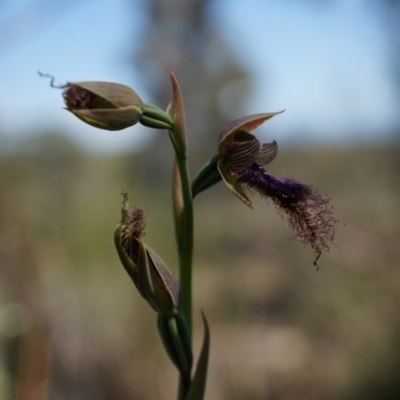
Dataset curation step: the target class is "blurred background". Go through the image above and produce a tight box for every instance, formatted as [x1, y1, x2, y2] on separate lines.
[1, 0, 400, 399]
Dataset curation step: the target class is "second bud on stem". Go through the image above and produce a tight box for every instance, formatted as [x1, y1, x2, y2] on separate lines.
[114, 192, 180, 317]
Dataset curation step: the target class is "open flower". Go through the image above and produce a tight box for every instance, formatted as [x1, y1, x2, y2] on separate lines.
[193, 112, 339, 267]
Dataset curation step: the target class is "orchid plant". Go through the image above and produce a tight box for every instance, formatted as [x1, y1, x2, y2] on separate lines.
[42, 70, 338, 399]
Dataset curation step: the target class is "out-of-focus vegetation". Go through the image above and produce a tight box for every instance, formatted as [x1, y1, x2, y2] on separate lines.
[2, 0, 400, 398]
[1, 132, 399, 399]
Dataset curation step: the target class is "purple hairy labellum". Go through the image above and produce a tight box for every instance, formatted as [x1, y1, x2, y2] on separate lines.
[237, 163, 339, 269]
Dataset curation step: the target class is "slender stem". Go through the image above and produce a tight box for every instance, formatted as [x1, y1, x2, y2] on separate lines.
[172, 143, 193, 400]
[174, 150, 193, 335]
[167, 70, 194, 400]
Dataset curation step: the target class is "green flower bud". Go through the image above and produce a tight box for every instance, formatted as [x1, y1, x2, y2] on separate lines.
[62, 81, 144, 131]
[114, 192, 180, 316]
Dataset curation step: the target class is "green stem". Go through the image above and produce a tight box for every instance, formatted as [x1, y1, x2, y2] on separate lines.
[166, 70, 194, 400]
[174, 149, 193, 335]
[170, 135, 193, 400]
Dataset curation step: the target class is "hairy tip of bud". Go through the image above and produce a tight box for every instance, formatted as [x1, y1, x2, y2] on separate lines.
[116, 192, 147, 265]
[120, 207, 147, 247]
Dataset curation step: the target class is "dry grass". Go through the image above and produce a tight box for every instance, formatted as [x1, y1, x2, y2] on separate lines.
[1, 135, 399, 399]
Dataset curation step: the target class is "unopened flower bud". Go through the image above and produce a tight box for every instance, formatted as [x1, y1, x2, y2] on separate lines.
[62, 81, 144, 130]
[114, 192, 180, 316]
[40, 73, 174, 131]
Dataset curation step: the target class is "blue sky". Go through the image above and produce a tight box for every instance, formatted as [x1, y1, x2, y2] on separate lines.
[0, 0, 398, 153]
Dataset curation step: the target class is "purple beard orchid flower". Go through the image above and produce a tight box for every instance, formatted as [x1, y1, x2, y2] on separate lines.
[193, 111, 339, 268]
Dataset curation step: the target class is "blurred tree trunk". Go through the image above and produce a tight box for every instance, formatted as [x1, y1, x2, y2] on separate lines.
[370, 0, 400, 199]
[131, 0, 252, 181]
[372, 0, 400, 98]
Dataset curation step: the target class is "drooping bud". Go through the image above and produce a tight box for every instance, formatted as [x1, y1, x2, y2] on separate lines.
[62, 81, 144, 131]
[40, 72, 175, 131]
[114, 192, 180, 316]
